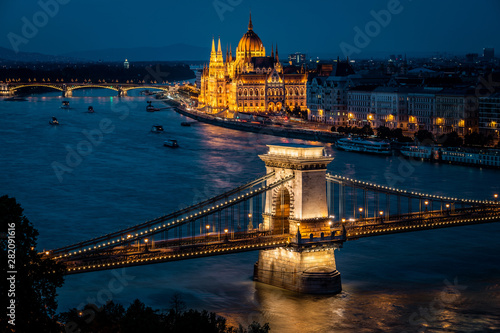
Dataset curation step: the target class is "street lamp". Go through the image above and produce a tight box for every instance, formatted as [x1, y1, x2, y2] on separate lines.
[144, 238, 149, 252]
[424, 201, 429, 212]
[494, 194, 498, 202]
[379, 211, 384, 223]
[358, 207, 363, 219]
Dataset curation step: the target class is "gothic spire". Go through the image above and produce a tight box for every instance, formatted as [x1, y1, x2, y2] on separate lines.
[248, 11, 253, 31]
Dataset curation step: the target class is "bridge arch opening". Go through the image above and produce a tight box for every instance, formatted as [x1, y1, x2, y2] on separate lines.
[273, 186, 290, 234]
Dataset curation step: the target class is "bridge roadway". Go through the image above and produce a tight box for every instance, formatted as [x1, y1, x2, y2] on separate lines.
[59, 205, 500, 275]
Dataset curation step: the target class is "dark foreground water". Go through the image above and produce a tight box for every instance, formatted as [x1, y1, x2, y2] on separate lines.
[1, 91, 500, 332]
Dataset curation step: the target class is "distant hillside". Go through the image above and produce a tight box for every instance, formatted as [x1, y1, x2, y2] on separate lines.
[62, 43, 210, 62]
[0, 47, 77, 63]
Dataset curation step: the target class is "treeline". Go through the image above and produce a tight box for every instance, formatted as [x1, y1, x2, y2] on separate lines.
[0, 62, 194, 84]
[0, 195, 269, 333]
[59, 297, 269, 333]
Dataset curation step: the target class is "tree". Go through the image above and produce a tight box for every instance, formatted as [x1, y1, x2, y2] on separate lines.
[376, 126, 391, 139]
[464, 132, 493, 147]
[415, 130, 435, 145]
[0, 195, 66, 333]
[360, 124, 374, 136]
[437, 131, 463, 147]
[330, 126, 336, 132]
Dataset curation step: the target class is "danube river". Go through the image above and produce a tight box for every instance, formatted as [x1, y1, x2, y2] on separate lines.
[1, 91, 500, 332]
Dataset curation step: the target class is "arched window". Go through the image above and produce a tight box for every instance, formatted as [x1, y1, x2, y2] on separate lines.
[243, 89, 247, 96]
[238, 89, 242, 96]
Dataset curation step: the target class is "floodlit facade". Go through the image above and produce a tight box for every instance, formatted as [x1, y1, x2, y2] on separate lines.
[198, 14, 307, 113]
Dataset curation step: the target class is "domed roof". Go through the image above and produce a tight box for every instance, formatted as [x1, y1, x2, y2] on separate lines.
[237, 13, 263, 52]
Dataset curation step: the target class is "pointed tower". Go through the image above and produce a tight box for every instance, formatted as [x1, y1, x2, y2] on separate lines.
[216, 37, 223, 63]
[271, 43, 274, 59]
[210, 37, 216, 63]
[275, 43, 279, 62]
[249, 11, 253, 31]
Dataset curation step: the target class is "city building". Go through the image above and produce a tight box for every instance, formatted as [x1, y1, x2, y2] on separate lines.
[198, 14, 307, 113]
[123, 59, 129, 69]
[288, 52, 306, 66]
[434, 88, 478, 136]
[483, 48, 495, 61]
[307, 60, 355, 124]
[479, 93, 500, 138]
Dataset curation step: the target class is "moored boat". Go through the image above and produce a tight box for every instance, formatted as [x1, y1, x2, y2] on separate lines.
[400, 145, 434, 160]
[440, 147, 500, 168]
[61, 100, 70, 109]
[87, 106, 94, 113]
[336, 137, 391, 155]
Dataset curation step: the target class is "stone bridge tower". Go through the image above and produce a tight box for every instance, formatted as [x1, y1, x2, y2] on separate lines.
[254, 144, 342, 294]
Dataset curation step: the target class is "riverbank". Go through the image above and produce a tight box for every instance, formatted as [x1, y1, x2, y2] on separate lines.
[163, 100, 342, 143]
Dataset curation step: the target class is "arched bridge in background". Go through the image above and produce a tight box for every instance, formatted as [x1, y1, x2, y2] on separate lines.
[0, 83, 173, 97]
[42, 144, 500, 294]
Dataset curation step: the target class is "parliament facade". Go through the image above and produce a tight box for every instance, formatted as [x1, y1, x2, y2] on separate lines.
[198, 14, 307, 114]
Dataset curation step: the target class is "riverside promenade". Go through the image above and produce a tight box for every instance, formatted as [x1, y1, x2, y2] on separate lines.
[164, 100, 341, 143]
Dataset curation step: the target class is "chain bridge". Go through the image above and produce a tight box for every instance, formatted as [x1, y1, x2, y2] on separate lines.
[43, 144, 500, 294]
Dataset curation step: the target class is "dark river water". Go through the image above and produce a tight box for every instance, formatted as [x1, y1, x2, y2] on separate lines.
[1, 90, 500, 332]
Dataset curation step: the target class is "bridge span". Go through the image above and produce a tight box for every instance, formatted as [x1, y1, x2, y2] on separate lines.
[1, 82, 175, 97]
[44, 144, 500, 294]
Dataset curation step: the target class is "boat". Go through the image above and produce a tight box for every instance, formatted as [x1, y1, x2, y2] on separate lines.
[181, 122, 191, 127]
[61, 101, 70, 109]
[146, 101, 160, 112]
[400, 145, 434, 160]
[440, 147, 500, 168]
[87, 106, 94, 113]
[49, 116, 59, 125]
[4, 96, 27, 101]
[336, 137, 391, 155]
[163, 140, 179, 148]
[151, 125, 164, 133]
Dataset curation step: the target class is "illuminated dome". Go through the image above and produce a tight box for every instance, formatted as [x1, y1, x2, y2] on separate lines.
[237, 13, 264, 53]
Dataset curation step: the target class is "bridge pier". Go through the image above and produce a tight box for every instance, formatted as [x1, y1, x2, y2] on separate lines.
[254, 144, 342, 294]
[62, 89, 72, 97]
[0, 84, 13, 96]
[118, 88, 127, 97]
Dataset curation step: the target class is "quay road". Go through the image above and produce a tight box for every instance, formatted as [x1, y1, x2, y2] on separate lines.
[162, 98, 342, 143]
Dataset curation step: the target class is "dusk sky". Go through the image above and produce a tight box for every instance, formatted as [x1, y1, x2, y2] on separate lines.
[1, 0, 499, 58]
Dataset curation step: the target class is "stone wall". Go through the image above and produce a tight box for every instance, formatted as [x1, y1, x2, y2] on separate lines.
[254, 247, 341, 294]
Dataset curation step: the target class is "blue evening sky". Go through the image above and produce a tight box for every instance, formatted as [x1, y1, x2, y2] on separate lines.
[0, 0, 498, 57]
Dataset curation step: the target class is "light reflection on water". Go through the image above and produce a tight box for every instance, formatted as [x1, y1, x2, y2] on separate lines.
[1, 91, 500, 332]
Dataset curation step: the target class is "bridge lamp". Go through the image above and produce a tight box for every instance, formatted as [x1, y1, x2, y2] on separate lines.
[45, 251, 50, 255]
[206, 224, 210, 230]
[446, 204, 450, 209]
[224, 229, 228, 233]
[379, 211, 384, 216]
[494, 194, 498, 201]
[341, 218, 346, 223]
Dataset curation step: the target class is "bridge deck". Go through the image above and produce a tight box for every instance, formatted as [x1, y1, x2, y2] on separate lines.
[56, 206, 500, 275]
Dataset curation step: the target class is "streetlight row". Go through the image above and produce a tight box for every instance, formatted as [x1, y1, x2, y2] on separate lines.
[65, 240, 287, 273]
[327, 174, 499, 204]
[53, 176, 294, 260]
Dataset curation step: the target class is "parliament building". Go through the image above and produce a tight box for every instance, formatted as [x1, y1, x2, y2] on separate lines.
[198, 14, 307, 114]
